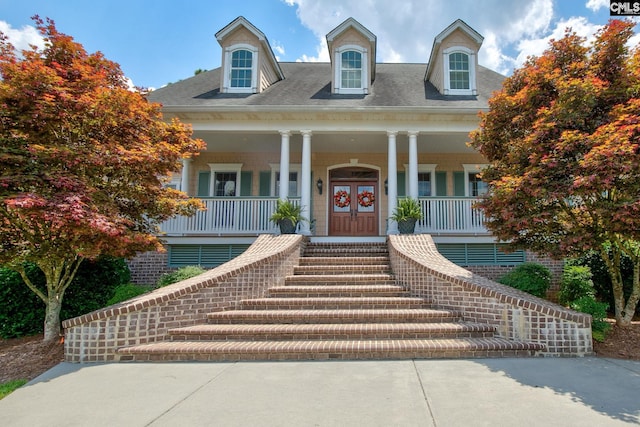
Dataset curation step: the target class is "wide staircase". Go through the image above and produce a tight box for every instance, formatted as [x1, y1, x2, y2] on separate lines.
[118, 242, 541, 361]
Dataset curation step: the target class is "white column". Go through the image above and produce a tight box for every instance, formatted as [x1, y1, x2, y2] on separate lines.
[180, 158, 192, 194]
[408, 131, 419, 199]
[278, 130, 291, 200]
[387, 131, 399, 234]
[299, 130, 312, 235]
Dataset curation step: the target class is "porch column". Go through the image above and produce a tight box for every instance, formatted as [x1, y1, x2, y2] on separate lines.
[299, 130, 312, 235]
[278, 130, 291, 200]
[408, 131, 419, 199]
[387, 131, 399, 234]
[180, 158, 192, 194]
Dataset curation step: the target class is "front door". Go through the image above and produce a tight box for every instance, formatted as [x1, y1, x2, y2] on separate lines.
[330, 181, 378, 236]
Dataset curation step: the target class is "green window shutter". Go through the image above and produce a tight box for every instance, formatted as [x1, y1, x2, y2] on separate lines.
[240, 171, 252, 196]
[397, 172, 406, 197]
[453, 171, 465, 196]
[435, 171, 447, 196]
[197, 171, 211, 197]
[259, 171, 271, 196]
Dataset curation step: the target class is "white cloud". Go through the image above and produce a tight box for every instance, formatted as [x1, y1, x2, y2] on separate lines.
[283, 0, 610, 75]
[585, 0, 608, 12]
[272, 41, 286, 60]
[0, 21, 45, 53]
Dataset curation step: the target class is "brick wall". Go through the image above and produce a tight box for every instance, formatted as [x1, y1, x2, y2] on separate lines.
[126, 250, 174, 285]
[388, 234, 592, 356]
[63, 234, 302, 362]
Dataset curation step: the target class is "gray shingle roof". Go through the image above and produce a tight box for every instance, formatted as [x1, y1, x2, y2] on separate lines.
[148, 62, 505, 110]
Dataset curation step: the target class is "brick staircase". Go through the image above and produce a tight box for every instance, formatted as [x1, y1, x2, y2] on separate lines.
[118, 242, 542, 361]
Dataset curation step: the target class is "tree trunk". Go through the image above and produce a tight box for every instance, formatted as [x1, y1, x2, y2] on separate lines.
[43, 291, 62, 342]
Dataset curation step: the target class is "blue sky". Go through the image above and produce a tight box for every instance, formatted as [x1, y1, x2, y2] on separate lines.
[0, 0, 632, 89]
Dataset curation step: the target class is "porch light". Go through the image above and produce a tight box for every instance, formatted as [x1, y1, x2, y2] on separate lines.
[316, 178, 323, 195]
[384, 179, 388, 195]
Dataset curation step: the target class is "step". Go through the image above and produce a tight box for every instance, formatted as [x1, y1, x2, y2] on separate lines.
[293, 264, 391, 275]
[117, 338, 545, 361]
[285, 274, 396, 286]
[207, 308, 461, 324]
[168, 322, 497, 341]
[299, 256, 390, 266]
[239, 297, 427, 310]
[268, 285, 408, 298]
[303, 245, 388, 258]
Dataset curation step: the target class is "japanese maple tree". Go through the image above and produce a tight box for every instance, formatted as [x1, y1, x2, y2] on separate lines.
[470, 19, 640, 326]
[0, 17, 205, 341]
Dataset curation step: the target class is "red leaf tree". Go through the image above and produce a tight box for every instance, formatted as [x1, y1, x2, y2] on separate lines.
[0, 17, 205, 341]
[470, 19, 640, 327]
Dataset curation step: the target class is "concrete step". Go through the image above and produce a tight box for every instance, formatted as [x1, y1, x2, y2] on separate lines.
[168, 322, 497, 341]
[207, 308, 461, 324]
[268, 285, 408, 298]
[117, 337, 545, 362]
[239, 297, 428, 310]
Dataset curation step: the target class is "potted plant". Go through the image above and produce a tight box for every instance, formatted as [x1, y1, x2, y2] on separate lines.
[390, 198, 423, 234]
[269, 199, 307, 234]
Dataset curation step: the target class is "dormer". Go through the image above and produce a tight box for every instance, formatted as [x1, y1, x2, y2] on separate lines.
[215, 16, 284, 94]
[326, 18, 377, 95]
[425, 19, 483, 96]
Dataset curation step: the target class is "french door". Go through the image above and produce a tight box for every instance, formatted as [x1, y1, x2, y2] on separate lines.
[329, 181, 378, 236]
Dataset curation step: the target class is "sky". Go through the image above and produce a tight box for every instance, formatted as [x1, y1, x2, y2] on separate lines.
[0, 0, 636, 90]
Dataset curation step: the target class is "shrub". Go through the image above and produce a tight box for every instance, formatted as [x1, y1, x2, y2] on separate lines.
[106, 283, 151, 305]
[156, 265, 206, 287]
[0, 257, 131, 339]
[570, 296, 611, 341]
[558, 265, 595, 306]
[498, 262, 551, 298]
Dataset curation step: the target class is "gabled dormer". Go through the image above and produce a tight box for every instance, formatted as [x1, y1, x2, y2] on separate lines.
[425, 19, 483, 96]
[326, 18, 377, 95]
[215, 16, 284, 94]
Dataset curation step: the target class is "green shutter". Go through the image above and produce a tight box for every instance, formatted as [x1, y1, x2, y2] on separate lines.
[197, 171, 210, 197]
[397, 172, 406, 197]
[240, 171, 252, 196]
[453, 172, 465, 196]
[436, 243, 525, 266]
[169, 244, 251, 268]
[435, 171, 447, 196]
[259, 171, 271, 196]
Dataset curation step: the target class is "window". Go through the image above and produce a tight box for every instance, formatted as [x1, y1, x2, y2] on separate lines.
[223, 44, 258, 93]
[269, 164, 302, 197]
[341, 51, 362, 89]
[230, 50, 252, 88]
[334, 45, 368, 94]
[276, 172, 299, 197]
[418, 172, 431, 197]
[463, 164, 488, 197]
[443, 47, 477, 95]
[215, 172, 237, 196]
[198, 164, 243, 197]
[403, 164, 437, 197]
[448, 52, 469, 90]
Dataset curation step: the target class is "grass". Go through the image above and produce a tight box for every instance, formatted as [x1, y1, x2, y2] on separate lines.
[0, 379, 27, 399]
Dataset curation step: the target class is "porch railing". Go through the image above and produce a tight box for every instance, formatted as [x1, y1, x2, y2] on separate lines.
[159, 197, 289, 235]
[158, 196, 487, 236]
[416, 197, 488, 235]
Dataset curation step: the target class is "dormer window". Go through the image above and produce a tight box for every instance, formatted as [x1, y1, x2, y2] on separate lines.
[334, 45, 368, 94]
[341, 50, 362, 89]
[443, 47, 477, 95]
[223, 44, 258, 93]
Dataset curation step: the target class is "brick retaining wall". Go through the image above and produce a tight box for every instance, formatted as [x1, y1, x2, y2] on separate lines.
[388, 234, 593, 356]
[63, 234, 302, 362]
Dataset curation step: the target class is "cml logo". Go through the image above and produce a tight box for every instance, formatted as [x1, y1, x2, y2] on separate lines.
[610, 1, 640, 15]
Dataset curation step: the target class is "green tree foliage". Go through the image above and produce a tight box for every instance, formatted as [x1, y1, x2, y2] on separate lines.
[469, 19, 640, 326]
[0, 16, 205, 341]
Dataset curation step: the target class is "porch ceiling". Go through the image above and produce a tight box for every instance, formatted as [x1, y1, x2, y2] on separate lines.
[192, 131, 476, 154]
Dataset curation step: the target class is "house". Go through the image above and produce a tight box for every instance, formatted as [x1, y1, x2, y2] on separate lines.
[130, 16, 559, 284]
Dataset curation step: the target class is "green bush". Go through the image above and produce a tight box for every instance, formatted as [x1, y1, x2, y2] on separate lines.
[156, 265, 206, 287]
[498, 262, 551, 298]
[558, 265, 595, 306]
[0, 257, 131, 339]
[570, 296, 611, 340]
[106, 283, 150, 306]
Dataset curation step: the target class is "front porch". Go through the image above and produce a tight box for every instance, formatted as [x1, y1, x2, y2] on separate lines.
[159, 196, 488, 236]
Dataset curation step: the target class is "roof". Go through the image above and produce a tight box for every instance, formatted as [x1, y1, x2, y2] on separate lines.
[148, 62, 505, 111]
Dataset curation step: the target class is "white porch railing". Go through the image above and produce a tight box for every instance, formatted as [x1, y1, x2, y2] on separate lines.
[416, 197, 488, 235]
[159, 197, 289, 235]
[159, 197, 487, 236]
